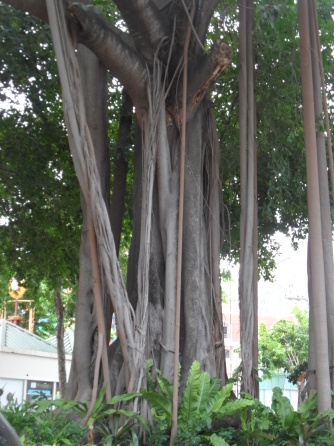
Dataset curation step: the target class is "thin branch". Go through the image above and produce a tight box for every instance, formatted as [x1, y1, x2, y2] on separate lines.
[180, 0, 207, 54]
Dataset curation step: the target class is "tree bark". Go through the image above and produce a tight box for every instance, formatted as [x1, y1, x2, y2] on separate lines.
[53, 282, 67, 397]
[238, 0, 258, 397]
[110, 93, 133, 256]
[308, 0, 334, 397]
[65, 39, 111, 403]
[298, 0, 331, 412]
[0, 413, 22, 446]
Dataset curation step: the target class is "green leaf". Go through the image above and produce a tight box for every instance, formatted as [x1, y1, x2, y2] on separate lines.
[195, 371, 211, 415]
[141, 389, 172, 424]
[156, 372, 173, 401]
[205, 377, 223, 413]
[205, 433, 230, 446]
[271, 387, 296, 428]
[109, 392, 140, 405]
[211, 382, 233, 413]
[179, 360, 201, 423]
[216, 399, 254, 417]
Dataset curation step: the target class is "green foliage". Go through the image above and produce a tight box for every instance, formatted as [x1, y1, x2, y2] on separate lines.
[0, 4, 81, 337]
[143, 360, 255, 445]
[1, 387, 144, 446]
[143, 362, 334, 445]
[270, 387, 334, 445]
[1, 399, 87, 445]
[2, 376, 334, 445]
[258, 308, 308, 382]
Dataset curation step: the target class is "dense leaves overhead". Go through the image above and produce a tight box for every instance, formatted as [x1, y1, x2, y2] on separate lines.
[0, 0, 333, 310]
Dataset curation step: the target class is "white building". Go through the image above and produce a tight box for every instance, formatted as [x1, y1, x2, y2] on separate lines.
[0, 319, 72, 406]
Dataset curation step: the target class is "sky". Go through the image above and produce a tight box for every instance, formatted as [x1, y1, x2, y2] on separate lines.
[222, 232, 309, 317]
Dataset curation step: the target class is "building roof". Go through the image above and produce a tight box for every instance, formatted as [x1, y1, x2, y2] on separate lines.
[48, 329, 73, 355]
[0, 319, 58, 354]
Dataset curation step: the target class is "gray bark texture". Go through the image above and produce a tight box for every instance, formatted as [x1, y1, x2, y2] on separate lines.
[53, 283, 67, 397]
[308, 0, 334, 394]
[238, 0, 259, 397]
[298, 0, 331, 412]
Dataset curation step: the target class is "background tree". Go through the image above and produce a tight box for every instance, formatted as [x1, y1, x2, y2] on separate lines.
[258, 308, 308, 384]
[0, 7, 81, 334]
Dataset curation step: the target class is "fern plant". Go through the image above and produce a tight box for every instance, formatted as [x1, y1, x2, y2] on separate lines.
[142, 360, 254, 445]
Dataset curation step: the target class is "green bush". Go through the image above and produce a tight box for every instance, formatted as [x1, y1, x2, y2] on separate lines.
[1, 398, 87, 445]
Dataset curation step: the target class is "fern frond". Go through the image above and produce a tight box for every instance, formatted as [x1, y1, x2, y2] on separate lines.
[141, 389, 172, 425]
[215, 399, 254, 417]
[211, 382, 233, 413]
[156, 370, 174, 401]
[205, 377, 223, 413]
[196, 371, 211, 415]
[179, 360, 201, 423]
[271, 387, 295, 428]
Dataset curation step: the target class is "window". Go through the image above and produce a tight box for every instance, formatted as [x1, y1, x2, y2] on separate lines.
[225, 349, 230, 358]
[26, 380, 53, 402]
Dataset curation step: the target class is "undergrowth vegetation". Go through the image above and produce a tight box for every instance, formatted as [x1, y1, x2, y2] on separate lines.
[1, 361, 334, 445]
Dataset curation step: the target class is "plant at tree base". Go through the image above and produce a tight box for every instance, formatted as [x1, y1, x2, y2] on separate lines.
[228, 394, 274, 446]
[269, 387, 334, 445]
[142, 360, 254, 445]
[1, 388, 144, 446]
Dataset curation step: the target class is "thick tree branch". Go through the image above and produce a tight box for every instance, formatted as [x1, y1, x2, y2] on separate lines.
[195, 0, 221, 43]
[172, 0, 221, 58]
[113, 0, 167, 60]
[0, 0, 48, 22]
[187, 41, 233, 119]
[68, 4, 148, 111]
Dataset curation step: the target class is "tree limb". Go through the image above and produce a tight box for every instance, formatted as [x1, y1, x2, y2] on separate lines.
[68, 3, 148, 111]
[187, 40, 233, 119]
[195, 0, 221, 43]
[113, 0, 167, 60]
[0, 0, 48, 22]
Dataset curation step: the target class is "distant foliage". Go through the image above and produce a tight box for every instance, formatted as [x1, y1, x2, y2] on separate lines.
[258, 307, 308, 383]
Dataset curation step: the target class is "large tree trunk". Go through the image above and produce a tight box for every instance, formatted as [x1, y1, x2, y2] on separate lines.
[3, 0, 232, 403]
[126, 97, 227, 388]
